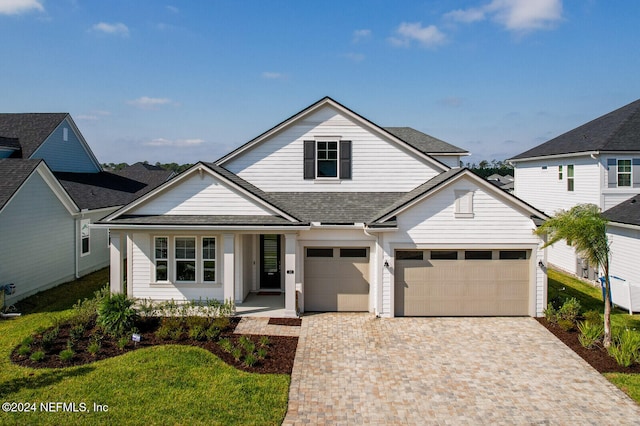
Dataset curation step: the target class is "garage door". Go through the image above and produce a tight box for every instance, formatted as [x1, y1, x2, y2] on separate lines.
[395, 249, 530, 316]
[304, 247, 370, 311]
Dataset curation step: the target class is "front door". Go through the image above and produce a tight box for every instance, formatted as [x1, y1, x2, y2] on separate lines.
[260, 235, 281, 289]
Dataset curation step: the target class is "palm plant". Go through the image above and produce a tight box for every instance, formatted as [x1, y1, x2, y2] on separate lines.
[534, 204, 612, 347]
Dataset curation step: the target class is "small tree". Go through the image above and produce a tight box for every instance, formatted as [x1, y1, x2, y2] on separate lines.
[534, 204, 612, 347]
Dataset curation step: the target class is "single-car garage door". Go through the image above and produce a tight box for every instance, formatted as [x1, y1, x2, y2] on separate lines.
[304, 247, 370, 312]
[395, 249, 530, 316]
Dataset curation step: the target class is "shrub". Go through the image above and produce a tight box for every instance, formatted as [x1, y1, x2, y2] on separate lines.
[205, 325, 221, 341]
[544, 303, 558, 323]
[608, 329, 640, 367]
[558, 297, 581, 323]
[69, 324, 85, 341]
[243, 353, 257, 367]
[87, 335, 102, 356]
[21, 336, 34, 347]
[30, 351, 45, 362]
[578, 320, 604, 349]
[583, 310, 601, 324]
[189, 325, 207, 341]
[41, 327, 60, 350]
[155, 325, 172, 340]
[59, 349, 74, 362]
[169, 327, 185, 341]
[186, 316, 209, 330]
[97, 293, 138, 337]
[256, 347, 268, 360]
[239, 336, 255, 354]
[558, 319, 575, 332]
[231, 347, 242, 362]
[17, 345, 31, 356]
[213, 316, 230, 331]
[66, 339, 76, 351]
[117, 336, 129, 351]
[259, 336, 270, 347]
[218, 338, 233, 353]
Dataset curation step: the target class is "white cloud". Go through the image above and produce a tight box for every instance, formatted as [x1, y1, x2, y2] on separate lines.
[144, 138, 204, 147]
[352, 29, 372, 43]
[261, 72, 287, 80]
[0, 0, 43, 15]
[166, 5, 179, 14]
[91, 22, 130, 37]
[446, 0, 563, 32]
[389, 22, 446, 48]
[127, 97, 173, 110]
[76, 110, 111, 121]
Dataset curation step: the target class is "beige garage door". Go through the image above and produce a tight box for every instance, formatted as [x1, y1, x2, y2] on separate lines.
[304, 247, 370, 312]
[395, 249, 530, 316]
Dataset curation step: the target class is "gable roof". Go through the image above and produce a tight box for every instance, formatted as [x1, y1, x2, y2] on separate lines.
[511, 99, 640, 161]
[603, 194, 640, 227]
[215, 96, 450, 172]
[0, 158, 42, 210]
[0, 113, 68, 159]
[384, 127, 468, 155]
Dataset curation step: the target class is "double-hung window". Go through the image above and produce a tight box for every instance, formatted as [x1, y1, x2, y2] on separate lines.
[80, 219, 90, 256]
[567, 164, 574, 191]
[558, 165, 563, 180]
[202, 237, 216, 282]
[317, 141, 338, 178]
[303, 139, 352, 180]
[175, 237, 196, 282]
[154, 237, 169, 281]
[617, 159, 631, 187]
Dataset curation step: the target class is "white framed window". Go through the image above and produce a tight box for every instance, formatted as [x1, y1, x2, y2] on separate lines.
[175, 237, 196, 282]
[80, 219, 90, 256]
[454, 189, 474, 218]
[63, 127, 68, 142]
[567, 164, 574, 191]
[617, 159, 631, 187]
[316, 140, 339, 178]
[202, 237, 216, 282]
[558, 165, 563, 180]
[154, 237, 169, 282]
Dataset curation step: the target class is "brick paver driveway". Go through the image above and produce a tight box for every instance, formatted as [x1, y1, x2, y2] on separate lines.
[283, 313, 640, 425]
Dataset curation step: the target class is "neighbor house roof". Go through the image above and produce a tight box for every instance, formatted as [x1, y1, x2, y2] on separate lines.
[384, 127, 468, 154]
[0, 136, 20, 151]
[0, 158, 42, 209]
[603, 194, 640, 227]
[511, 99, 640, 160]
[0, 113, 68, 159]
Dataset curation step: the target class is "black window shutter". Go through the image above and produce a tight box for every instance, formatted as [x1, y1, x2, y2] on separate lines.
[303, 140, 315, 179]
[633, 158, 640, 188]
[607, 158, 617, 188]
[339, 140, 352, 179]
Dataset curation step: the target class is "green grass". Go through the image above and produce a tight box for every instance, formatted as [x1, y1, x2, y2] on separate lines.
[0, 269, 290, 425]
[548, 269, 640, 404]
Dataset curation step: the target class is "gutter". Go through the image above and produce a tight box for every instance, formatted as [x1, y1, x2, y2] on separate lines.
[509, 151, 600, 163]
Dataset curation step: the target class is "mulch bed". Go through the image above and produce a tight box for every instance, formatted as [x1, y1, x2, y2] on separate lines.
[268, 317, 302, 326]
[11, 317, 298, 375]
[536, 317, 640, 374]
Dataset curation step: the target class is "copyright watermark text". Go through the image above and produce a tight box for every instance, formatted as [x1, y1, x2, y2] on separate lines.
[2, 401, 109, 413]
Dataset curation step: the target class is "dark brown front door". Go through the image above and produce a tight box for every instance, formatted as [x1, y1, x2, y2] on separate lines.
[260, 235, 281, 289]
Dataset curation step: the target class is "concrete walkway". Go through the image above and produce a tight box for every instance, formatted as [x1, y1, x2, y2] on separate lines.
[283, 313, 640, 425]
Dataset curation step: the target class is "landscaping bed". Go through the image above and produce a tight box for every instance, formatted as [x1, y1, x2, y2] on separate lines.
[537, 317, 640, 374]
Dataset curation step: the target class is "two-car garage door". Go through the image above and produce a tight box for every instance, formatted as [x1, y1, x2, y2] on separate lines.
[395, 249, 531, 316]
[304, 247, 370, 312]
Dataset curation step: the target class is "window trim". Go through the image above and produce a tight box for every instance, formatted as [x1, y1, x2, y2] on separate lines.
[175, 236, 197, 283]
[316, 140, 339, 179]
[202, 237, 217, 283]
[454, 189, 474, 218]
[567, 164, 574, 191]
[80, 218, 90, 256]
[617, 159, 632, 187]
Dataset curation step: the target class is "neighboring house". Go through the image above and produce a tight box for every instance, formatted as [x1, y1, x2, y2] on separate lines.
[99, 97, 548, 318]
[510, 98, 640, 280]
[602, 195, 640, 286]
[0, 113, 172, 304]
[486, 174, 515, 193]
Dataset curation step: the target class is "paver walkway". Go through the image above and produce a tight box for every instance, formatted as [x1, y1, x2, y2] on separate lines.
[283, 313, 640, 425]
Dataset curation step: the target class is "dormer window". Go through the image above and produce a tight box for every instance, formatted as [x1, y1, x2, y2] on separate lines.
[303, 139, 352, 180]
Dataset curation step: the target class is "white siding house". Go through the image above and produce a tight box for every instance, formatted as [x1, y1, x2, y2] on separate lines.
[100, 97, 548, 318]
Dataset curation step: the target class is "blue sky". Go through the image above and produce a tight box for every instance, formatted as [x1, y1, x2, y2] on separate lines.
[1, 0, 639, 165]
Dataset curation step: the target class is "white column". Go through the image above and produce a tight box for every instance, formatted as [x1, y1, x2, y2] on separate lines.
[284, 233, 297, 318]
[109, 231, 124, 294]
[223, 234, 235, 304]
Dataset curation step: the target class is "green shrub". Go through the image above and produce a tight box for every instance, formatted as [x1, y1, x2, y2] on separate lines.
[213, 316, 230, 331]
[583, 310, 601, 324]
[87, 335, 102, 355]
[21, 336, 34, 347]
[117, 336, 129, 351]
[239, 336, 255, 354]
[205, 325, 221, 341]
[243, 353, 257, 367]
[259, 336, 270, 347]
[544, 303, 558, 323]
[189, 325, 207, 341]
[186, 316, 209, 330]
[231, 347, 242, 362]
[169, 327, 184, 341]
[558, 297, 581, 323]
[256, 347, 268, 360]
[155, 325, 172, 340]
[30, 350, 45, 362]
[218, 338, 233, 353]
[578, 320, 604, 349]
[41, 327, 60, 350]
[69, 324, 85, 341]
[557, 319, 575, 331]
[97, 293, 138, 337]
[59, 348, 74, 362]
[17, 345, 31, 356]
[608, 329, 640, 367]
[66, 339, 76, 351]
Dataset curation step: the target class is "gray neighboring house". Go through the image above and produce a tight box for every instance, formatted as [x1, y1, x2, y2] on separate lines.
[0, 113, 172, 304]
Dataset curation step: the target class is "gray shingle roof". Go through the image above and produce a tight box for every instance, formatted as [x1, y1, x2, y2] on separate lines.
[0, 113, 68, 159]
[0, 136, 20, 150]
[511, 99, 640, 160]
[384, 127, 468, 154]
[603, 194, 640, 227]
[0, 158, 43, 209]
[104, 215, 300, 226]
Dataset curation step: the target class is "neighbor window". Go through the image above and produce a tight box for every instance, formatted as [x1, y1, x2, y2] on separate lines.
[154, 237, 168, 281]
[558, 165, 563, 180]
[80, 219, 90, 255]
[63, 127, 68, 142]
[317, 141, 338, 178]
[175, 237, 196, 282]
[617, 159, 631, 187]
[567, 165, 574, 191]
[454, 190, 474, 218]
[202, 237, 216, 282]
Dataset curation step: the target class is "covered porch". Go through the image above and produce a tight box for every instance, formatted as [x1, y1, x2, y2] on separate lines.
[235, 292, 287, 317]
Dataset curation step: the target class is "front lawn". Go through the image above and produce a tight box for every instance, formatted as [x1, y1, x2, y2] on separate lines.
[548, 269, 640, 404]
[0, 269, 290, 425]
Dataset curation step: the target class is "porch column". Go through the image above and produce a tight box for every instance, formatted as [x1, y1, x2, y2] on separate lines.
[223, 234, 235, 304]
[284, 233, 297, 318]
[109, 231, 124, 294]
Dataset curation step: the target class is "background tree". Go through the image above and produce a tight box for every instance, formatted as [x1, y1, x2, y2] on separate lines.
[534, 204, 613, 347]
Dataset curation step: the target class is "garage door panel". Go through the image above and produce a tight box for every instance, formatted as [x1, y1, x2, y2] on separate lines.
[395, 250, 530, 316]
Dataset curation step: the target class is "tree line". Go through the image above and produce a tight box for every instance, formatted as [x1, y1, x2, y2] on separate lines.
[102, 161, 194, 174]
